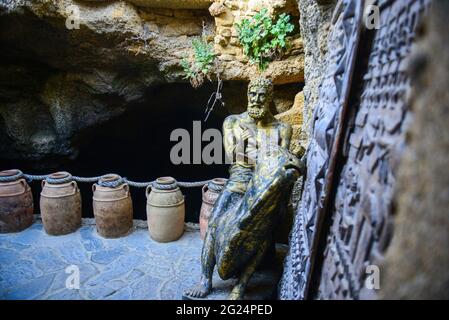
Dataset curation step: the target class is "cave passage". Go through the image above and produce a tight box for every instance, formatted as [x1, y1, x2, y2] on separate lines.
[1, 82, 248, 223]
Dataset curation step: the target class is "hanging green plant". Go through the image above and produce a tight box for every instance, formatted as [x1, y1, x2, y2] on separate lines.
[181, 38, 217, 88]
[235, 8, 295, 71]
[181, 37, 225, 121]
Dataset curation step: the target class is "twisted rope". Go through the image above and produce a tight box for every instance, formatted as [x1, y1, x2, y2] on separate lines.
[73, 176, 103, 183]
[45, 172, 73, 184]
[207, 180, 226, 192]
[125, 180, 152, 188]
[151, 181, 178, 190]
[1, 171, 212, 189]
[0, 170, 24, 182]
[177, 180, 212, 188]
[24, 174, 49, 181]
[97, 175, 126, 188]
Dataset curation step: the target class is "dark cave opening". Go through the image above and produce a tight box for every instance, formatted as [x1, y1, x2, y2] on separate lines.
[0, 81, 248, 223]
[73, 82, 247, 223]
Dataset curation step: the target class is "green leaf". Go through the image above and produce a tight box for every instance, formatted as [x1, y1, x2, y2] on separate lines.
[235, 9, 295, 71]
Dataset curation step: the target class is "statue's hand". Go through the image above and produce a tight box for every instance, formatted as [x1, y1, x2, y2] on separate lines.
[284, 156, 305, 177]
[235, 123, 258, 165]
[279, 147, 305, 177]
[241, 127, 252, 141]
[239, 123, 256, 140]
[292, 144, 306, 159]
[241, 127, 257, 150]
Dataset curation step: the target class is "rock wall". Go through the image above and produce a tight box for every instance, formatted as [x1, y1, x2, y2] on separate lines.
[73, 0, 213, 9]
[0, 0, 210, 161]
[296, 0, 336, 150]
[275, 90, 303, 154]
[126, 0, 212, 9]
[0, 0, 304, 163]
[210, 0, 304, 85]
[380, 1, 449, 299]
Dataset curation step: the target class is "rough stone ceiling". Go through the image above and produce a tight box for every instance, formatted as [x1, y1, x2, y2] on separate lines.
[85, 0, 212, 10]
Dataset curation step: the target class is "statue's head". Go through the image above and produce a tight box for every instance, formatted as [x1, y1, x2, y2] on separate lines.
[247, 77, 274, 120]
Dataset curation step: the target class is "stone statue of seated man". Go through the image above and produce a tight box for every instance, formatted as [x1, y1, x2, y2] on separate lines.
[184, 77, 303, 300]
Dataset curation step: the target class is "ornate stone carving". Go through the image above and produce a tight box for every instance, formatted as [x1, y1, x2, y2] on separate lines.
[315, 0, 432, 300]
[280, 0, 431, 300]
[280, 0, 364, 300]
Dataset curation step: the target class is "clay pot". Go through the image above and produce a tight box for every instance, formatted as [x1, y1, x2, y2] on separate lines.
[40, 172, 82, 236]
[93, 174, 133, 238]
[199, 178, 227, 239]
[0, 169, 34, 233]
[146, 177, 185, 243]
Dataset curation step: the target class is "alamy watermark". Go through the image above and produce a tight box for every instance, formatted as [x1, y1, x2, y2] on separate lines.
[170, 121, 281, 165]
[364, 3, 380, 30]
[365, 264, 380, 290]
[65, 4, 80, 30]
[65, 264, 80, 290]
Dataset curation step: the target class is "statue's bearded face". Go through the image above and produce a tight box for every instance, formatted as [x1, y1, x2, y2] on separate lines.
[247, 86, 269, 119]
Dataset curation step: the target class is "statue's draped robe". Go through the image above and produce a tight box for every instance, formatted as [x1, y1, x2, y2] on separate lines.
[206, 145, 299, 280]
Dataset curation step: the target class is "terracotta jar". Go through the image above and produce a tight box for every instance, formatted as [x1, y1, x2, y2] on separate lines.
[0, 169, 34, 233]
[93, 174, 133, 238]
[40, 172, 82, 235]
[146, 177, 185, 243]
[199, 178, 227, 239]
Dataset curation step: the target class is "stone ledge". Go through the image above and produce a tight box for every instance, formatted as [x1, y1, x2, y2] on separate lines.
[217, 55, 305, 85]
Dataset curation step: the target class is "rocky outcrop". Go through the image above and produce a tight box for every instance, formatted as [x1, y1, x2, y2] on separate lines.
[275, 91, 304, 155]
[296, 0, 336, 150]
[380, 1, 449, 299]
[0, 0, 212, 161]
[0, 0, 304, 162]
[78, 0, 213, 9]
[126, 0, 212, 9]
[211, 0, 304, 84]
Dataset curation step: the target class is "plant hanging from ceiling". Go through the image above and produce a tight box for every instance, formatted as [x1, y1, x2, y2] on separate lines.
[181, 32, 225, 122]
[181, 38, 217, 89]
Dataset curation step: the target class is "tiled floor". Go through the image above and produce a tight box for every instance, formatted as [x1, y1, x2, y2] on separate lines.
[0, 220, 204, 300]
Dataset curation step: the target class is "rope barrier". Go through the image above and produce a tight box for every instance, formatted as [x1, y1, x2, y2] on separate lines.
[151, 180, 178, 190]
[45, 172, 73, 184]
[72, 176, 103, 183]
[0, 170, 213, 189]
[177, 180, 213, 188]
[125, 180, 153, 188]
[207, 181, 225, 192]
[97, 175, 126, 188]
[24, 174, 49, 182]
[0, 170, 25, 182]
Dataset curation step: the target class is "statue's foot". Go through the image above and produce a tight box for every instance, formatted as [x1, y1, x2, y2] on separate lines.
[184, 279, 211, 298]
[228, 287, 244, 300]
